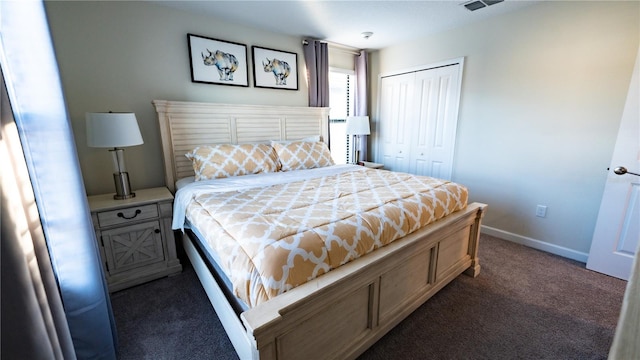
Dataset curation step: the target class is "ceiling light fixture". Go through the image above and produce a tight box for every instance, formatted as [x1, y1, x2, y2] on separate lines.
[462, 0, 504, 11]
[361, 32, 373, 39]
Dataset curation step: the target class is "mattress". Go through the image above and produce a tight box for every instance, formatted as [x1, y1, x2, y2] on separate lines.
[174, 165, 468, 308]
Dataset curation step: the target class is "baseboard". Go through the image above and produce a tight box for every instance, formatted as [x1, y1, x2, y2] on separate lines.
[481, 226, 589, 263]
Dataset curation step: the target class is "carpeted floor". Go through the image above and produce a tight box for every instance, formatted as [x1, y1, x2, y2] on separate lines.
[111, 234, 627, 360]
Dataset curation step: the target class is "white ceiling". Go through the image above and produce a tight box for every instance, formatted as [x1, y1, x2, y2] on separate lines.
[154, 0, 538, 50]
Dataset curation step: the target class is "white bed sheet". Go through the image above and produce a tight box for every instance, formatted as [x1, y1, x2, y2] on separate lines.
[172, 164, 364, 230]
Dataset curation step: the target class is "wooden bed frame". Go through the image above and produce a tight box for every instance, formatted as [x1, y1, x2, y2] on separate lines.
[153, 99, 487, 360]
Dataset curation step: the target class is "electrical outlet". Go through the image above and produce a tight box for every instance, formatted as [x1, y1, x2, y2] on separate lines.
[536, 205, 547, 218]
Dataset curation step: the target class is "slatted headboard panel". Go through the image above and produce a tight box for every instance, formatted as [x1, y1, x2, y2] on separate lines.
[152, 100, 330, 192]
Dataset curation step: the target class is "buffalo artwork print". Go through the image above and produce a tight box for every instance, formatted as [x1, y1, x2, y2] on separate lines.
[253, 46, 298, 90]
[188, 33, 248, 87]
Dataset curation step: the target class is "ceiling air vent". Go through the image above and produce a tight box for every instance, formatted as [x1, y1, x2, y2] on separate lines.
[462, 0, 504, 11]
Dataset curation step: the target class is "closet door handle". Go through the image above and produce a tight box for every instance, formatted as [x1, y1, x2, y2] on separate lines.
[613, 166, 640, 177]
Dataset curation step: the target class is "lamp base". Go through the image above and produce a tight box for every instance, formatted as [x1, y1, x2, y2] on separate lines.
[113, 172, 135, 200]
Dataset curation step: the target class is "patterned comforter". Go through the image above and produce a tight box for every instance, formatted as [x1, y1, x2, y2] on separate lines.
[181, 167, 468, 307]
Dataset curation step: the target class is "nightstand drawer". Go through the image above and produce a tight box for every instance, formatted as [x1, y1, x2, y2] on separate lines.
[97, 204, 158, 227]
[361, 161, 384, 169]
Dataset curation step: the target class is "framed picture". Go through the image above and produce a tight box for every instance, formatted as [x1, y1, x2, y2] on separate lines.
[187, 33, 248, 87]
[252, 46, 298, 90]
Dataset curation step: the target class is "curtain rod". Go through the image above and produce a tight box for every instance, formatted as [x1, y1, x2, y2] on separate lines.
[303, 39, 362, 56]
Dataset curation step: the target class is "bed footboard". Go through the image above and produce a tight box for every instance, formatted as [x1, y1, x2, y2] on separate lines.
[182, 202, 486, 360]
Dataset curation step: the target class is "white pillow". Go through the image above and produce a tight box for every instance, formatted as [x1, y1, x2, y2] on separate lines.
[272, 135, 321, 144]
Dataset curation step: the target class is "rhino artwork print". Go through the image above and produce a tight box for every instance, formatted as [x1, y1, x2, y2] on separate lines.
[187, 33, 249, 87]
[203, 49, 238, 82]
[262, 58, 290, 86]
[252, 46, 298, 90]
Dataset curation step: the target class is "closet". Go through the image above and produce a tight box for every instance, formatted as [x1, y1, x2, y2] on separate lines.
[375, 59, 463, 180]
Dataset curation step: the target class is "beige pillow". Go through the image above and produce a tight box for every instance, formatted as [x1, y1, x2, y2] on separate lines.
[272, 140, 335, 171]
[186, 143, 279, 180]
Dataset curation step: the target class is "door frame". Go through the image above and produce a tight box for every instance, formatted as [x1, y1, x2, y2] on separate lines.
[377, 57, 465, 79]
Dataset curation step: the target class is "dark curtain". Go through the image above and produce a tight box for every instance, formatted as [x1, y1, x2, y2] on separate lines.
[303, 39, 330, 107]
[0, 1, 117, 358]
[354, 50, 369, 161]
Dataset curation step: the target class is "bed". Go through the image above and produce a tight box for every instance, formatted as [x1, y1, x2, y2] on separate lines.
[153, 99, 487, 360]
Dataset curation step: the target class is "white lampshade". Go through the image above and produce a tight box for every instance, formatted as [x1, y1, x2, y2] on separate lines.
[346, 116, 371, 135]
[86, 112, 144, 148]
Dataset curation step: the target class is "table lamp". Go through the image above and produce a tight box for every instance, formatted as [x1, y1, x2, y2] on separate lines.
[86, 112, 143, 199]
[346, 116, 370, 164]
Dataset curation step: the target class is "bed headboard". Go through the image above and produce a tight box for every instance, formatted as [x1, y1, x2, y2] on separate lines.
[152, 100, 330, 192]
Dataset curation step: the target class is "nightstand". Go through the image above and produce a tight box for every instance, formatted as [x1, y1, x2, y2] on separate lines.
[360, 161, 384, 169]
[88, 187, 182, 292]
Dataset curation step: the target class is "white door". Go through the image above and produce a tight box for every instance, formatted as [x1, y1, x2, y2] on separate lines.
[378, 72, 414, 173]
[586, 48, 640, 280]
[376, 60, 463, 179]
[411, 64, 461, 179]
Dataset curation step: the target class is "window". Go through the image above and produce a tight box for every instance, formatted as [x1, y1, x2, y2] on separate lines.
[329, 69, 355, 164]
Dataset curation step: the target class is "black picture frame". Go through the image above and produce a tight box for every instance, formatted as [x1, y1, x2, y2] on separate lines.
[187, 33, 249, 87]
[252, 46, 299, 90]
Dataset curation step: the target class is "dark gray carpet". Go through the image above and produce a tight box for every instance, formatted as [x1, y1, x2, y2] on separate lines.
[111, 235, 626, 360]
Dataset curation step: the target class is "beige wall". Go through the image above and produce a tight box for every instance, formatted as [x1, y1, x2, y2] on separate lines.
[370, 1, 639, 256]
[45, 1, 315, 195]
[47, 1, 639, 258]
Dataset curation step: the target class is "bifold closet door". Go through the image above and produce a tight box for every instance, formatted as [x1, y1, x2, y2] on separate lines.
[411, 64, 461, 179]
[377, 62, 462, 180]
[378, 72, 414, 173]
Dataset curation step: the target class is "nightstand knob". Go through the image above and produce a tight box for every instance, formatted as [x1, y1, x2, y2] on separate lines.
[117, 209, 142, 220]
[154, 229, 160, 234]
